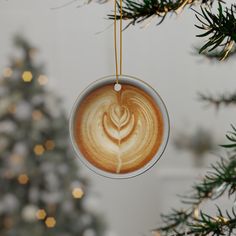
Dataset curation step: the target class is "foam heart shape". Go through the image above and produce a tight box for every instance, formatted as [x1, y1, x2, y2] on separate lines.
[103, 104, 135, 142]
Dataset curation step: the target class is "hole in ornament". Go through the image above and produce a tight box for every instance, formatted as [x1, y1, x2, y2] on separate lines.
[114, 83, 122, 92]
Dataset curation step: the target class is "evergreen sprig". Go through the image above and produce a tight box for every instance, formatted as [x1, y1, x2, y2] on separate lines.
[195, 3, 236, 60]
[221, 125, 236, 149]
[108, 0, 216, 27]
[156, 207, 236, 236]
[108, 0, 236, 59]
[154, 126, 236, 236]
[182, 156, 236, 205]
[199, 92, 236, 108]
[187, 207, 236, 236]
[157, 208, 192, 233]
[193, 46, 236, 61]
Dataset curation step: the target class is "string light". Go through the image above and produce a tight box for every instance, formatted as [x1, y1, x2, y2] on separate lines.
[18, 174, 29, 185]
[36, 209, 47, 220]
[214, 216, 229, 223]
[45, 217, 56, 228]
[45, 140, 55, 151]
[38, 75, 48, 85]
[193, 207, 199, 219]
[3, 68, 13, 77]
[32, 110, 43, 121]
[72, 187, 84, 199]
[221, 217, 229, 223]
[22, 71, 33, 82]
[34, 145, 45, 156]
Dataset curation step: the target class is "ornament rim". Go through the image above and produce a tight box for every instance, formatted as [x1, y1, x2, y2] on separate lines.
[69, 74, 170, 179]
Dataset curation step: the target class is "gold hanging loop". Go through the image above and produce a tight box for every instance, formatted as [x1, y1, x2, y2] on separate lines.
[114, 0, 123, 84]
[119, 0, 123, 76]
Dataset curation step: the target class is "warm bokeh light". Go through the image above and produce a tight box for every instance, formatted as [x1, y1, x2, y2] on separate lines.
[221, 217, 229, 223]
[45, 140, 55, 151]
[18, 174, 29, 185]
[38, 75, 48, 85]
[36, 209, 47, 220]
[215, 216, 229, 223]
[22, 71, 33, 82]
[34, 145, 45, 156]
[32, 110, 43, 121]
[3, 67, 13, 77]
[45, 217, 56, 228]
[72, 187, 84, 199]
[193, 207, 199, 219]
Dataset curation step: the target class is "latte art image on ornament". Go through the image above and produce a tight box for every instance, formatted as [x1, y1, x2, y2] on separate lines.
[69, 75, 169, 178]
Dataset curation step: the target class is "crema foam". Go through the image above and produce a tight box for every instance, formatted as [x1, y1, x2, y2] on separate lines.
[74, 84, 164, 174]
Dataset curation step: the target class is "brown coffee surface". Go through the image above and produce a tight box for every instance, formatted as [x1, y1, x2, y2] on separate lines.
[74, 83, 164, 174]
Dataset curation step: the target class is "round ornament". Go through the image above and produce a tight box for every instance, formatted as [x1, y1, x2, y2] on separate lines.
[69, 75, 169, 178]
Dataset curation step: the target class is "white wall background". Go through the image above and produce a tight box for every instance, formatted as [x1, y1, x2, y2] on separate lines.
[0, 1, 236, 235]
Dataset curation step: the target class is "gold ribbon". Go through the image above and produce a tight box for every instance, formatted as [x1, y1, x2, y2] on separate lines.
[114, 0, 123, 84]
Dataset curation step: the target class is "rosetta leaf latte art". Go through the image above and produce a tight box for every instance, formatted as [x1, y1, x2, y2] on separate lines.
[74, 84, 164, 174]
[103, 104, 135, 172]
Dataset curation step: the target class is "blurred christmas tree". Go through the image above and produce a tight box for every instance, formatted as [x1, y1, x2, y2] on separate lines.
[0, 36, 105, 236]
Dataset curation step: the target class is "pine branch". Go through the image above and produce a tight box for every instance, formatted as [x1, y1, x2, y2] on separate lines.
[193, 46, 236, 61]
[187, 208, 236, 236]
[108, 0, 216, 27]
[108, 0, 236, 60]
[199, 92, 236, 108]
[194, 3, 236, 60]
[155, 207, 236, 236]
[154, 126, 236, 236]
[183, 156, 236, 205]
[221, 125, 236, 149]
[157, 208, 192, 233]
